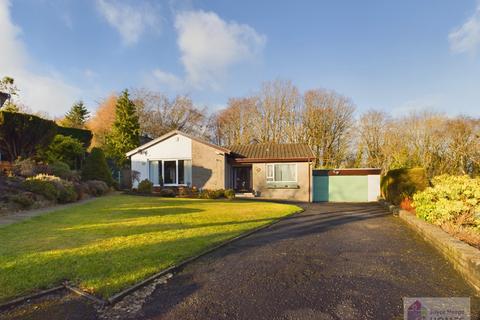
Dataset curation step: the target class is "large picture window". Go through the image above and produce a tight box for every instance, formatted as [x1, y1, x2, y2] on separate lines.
[148, 159, 191, 186]
[266, 163, 297, 183]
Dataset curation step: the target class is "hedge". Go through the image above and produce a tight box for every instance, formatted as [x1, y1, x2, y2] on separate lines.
[56, 126, 93, 148]
[381, 167, 429, 205]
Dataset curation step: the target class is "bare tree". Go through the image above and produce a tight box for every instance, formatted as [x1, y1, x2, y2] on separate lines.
[133, 89, 207, 138]
[443, 117, 480, 175]
[210, 97, 258, 146]
[257, 80, 301, 143]
[358, 110, 390, 170]
[302, 89, 355, 167]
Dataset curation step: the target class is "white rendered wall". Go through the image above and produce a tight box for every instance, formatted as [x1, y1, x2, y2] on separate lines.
[367, 174, 381, 201]
[130, 134, 192, 187]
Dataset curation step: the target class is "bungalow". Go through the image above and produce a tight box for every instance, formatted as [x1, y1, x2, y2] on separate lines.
[126, 130, 315, 202]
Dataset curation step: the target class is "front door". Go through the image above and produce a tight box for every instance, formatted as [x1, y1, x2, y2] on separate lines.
[233, 166, 252, 192]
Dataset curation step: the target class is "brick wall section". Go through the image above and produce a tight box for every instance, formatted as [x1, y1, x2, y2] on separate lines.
[252, 162, 312, 202]
[191, 140, 226, 190]
[399, 210, 480, 293]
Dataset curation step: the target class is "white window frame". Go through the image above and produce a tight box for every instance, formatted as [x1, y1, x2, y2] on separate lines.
[148, 158, 191, 186]
[266, 163, 297, 183]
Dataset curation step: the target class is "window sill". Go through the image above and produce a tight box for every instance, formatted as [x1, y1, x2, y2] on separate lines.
[266, 183, 299, 189]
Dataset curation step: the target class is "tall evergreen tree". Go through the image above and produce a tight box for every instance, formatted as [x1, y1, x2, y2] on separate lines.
[107, 89, 140, 165]
[62, 101, 90, 128]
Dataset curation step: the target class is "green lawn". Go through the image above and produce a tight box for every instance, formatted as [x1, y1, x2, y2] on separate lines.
[0, 194, 300, 302]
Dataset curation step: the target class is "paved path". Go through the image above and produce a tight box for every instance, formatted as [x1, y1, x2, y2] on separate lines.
[141, 203, 479, 320]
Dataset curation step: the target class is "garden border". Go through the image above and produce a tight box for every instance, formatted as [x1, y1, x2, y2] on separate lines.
[380, 200, 480, 294]
[0, 206, 304, 310]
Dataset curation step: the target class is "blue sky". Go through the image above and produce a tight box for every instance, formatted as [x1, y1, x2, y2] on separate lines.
[1, 0, 480, 117]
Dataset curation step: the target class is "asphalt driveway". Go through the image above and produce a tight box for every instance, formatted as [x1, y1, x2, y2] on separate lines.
[141, 202, 479, 320]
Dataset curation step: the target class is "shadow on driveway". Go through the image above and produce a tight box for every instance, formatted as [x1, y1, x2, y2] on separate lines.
[142, 202, 480, 320]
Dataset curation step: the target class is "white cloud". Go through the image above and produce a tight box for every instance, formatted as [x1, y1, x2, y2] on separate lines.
[449, 4, 480, 54]
[392, 95, 442, 117]
[96, 0, 161, 46]
[152, 69, 184, 90]
[150, 10, 266, 91]
[0, 0, 80, 116]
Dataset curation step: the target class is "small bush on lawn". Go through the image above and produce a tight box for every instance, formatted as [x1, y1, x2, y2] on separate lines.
[178, 186, 192, 197]
[224, 189, 236, 200]
[381, 167, 429, 205]
[85, 180, 109, 196]
[413, 175, 480, 227]
[137, 179, 153, 193]
[82, 148, 113, 186]
[159, 188, 176, 197]
[198, 189, 224, 199]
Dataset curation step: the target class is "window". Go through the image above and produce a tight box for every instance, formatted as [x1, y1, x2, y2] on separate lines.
[149, 160, 162, 185]
[148, 159, 191, 186]
[164, 161, 176, 184]
[178, 160, 184, 184]
[266, 163, 297, 183]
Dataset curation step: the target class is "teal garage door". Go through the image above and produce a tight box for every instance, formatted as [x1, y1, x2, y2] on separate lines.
[313, 170, 370, 202]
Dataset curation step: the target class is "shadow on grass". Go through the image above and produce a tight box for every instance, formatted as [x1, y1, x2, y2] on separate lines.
[0, 228, 250, 302]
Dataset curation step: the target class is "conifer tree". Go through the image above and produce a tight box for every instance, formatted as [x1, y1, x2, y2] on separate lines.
[106, 89, 140, 165]
[62, 101, 90, 128]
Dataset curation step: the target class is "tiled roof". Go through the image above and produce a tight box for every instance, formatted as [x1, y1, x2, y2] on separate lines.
[228, 143, 315, 160]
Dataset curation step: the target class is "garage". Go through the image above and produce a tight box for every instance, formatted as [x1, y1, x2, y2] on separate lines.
[313, 168, 381, 202]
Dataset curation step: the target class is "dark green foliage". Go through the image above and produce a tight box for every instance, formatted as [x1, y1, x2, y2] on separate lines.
[44, 135, 85, 169]
[0, 111, 57, 160]
[49, 161, 76, 180]
[106, 89, 140, 165]
[21, 180, 58, 201]
[9, 194, 34, 208]
[56, 184, 77, 203]
[137, 179, 153, 193]
[82, 148, 113, 186]
[62, 101, 90, 129]
[159, 188, 176, 197]
[224, 189, 236, 200]
[381, 167, 429, 205]
[85, 180, 109, 196]
[56, 126, 92, 148]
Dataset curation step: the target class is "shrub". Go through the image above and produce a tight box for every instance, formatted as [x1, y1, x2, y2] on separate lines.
[158, 188, 176, 197]
[85, 180, 109, 196]
[49, 161, 77, 180]
[137, 179, 153, 193]
[381, 168, 429, 205]
[43, 135, 85, 169]
[73, 182, 88, 200]
[13, 158, 37, 177]
[9, 193, 34, 208]
[25, 174, 77, 203]
[224, 189, 236, 200]
[81, 148, 113, 186]
[198, 189, 224, 199]
[56, 126, 92, 148]
[0, 111, 57, 160]
[21, 179, 58, 201]
[413, 175, 480, 226]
